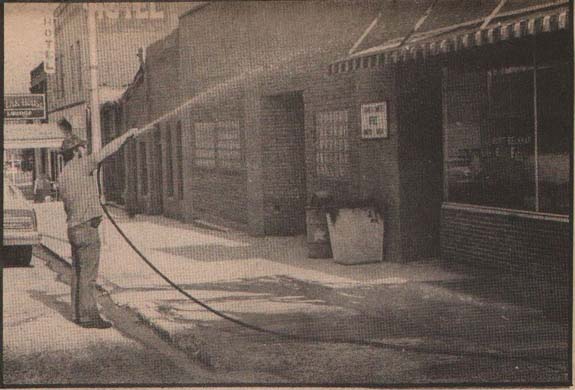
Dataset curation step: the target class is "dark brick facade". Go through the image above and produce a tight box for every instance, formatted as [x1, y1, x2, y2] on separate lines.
[113, 1, 570, 271]
[172, 0, 392, 234]
[441, 204, 571, 276]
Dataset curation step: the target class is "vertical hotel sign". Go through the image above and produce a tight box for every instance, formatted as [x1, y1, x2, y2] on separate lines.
[43, 15, 55, 74]
[361, 102, 388, 139]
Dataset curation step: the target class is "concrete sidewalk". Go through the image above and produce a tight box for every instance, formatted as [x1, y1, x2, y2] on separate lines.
[34, 201, 570, 383]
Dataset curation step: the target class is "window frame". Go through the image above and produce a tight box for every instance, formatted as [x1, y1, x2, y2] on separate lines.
[442, 54, 570, 216]
[193, 120, 243, 172]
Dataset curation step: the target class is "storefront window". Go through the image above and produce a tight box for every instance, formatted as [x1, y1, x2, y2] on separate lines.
[316, 110, 350, 178]
[444, 57, 569, 215]
[536, 64, 570, 215]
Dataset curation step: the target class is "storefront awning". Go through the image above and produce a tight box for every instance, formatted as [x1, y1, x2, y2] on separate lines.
[100, 86, 127, 106]
[329, 0, 568, 74]
[4, 123, 66, 149]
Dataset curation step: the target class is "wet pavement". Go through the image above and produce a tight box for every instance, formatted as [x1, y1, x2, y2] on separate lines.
[106, 270, 570, 384]
[3, 247, 283, 385]
[33, 202, 571, 385]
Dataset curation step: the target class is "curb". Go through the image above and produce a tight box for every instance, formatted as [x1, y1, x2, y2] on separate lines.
[39, 243, 217, 369]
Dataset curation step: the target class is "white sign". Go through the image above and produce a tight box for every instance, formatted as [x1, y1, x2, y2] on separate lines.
[43, 16, 56, 74]
[361, 102, 388, 139]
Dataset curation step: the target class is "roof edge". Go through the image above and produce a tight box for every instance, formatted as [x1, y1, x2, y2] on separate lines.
[179, 2, 211, 19]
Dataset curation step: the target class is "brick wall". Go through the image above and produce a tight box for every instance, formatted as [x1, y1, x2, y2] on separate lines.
[306, 65, 405, 262]
[178, 1, 386, 100]
[146, 31, 182, 122]
[441, 205, 571, 276]
[173, 1, 389, 234]
[121, 73, 148, 212]
[146, 31, 184, 219]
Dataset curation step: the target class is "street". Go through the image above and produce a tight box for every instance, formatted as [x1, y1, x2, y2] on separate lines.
[2, 246, 275, 385]
[4, 1, 572, 387]
[3, 242, 570, 385]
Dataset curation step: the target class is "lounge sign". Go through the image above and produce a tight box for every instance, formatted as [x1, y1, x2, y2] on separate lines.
[361, 102, 388, 139]
[4, 94, 46, 120]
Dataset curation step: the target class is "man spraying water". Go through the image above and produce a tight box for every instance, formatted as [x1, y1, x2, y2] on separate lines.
[57, 119, 144, 329]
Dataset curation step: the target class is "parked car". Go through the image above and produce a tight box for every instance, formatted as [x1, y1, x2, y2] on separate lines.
[2, 178, 41, 266]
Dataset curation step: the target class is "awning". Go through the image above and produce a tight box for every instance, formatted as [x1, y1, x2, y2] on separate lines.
[4, 123, 66, 149]
[100, 86, 127, 106]
[330, 0, 568, 74]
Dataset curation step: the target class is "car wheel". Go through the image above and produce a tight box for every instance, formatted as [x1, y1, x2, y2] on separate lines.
[1, 246, 33, 267]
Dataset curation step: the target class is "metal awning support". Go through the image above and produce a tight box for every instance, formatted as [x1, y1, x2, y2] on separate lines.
[329, 1, 568, 74]
[480, 0, 508, 30]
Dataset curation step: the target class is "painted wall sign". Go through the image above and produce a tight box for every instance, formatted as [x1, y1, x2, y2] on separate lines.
[91, 3, 165, 20]
[43, 16, 56, 74]
[4, 94, 46, 120]
[361, 102, 388, 139]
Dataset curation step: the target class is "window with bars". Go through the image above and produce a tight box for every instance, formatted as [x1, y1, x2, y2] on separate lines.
[316, 110, 350, 178]
[194, 121, 242, 170]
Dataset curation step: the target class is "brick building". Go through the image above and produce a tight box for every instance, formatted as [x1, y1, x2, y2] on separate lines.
[325, 0, 571, 269]
[119, 1, 571, 271]
[121, 0, 394, 232]
[29, 63, 61, 183]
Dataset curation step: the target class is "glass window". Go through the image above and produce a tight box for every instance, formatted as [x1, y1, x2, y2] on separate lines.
[176, 122, 184, 200]
[444, 60, 570, 215]
[316, 110, 350, 178]
[165, 124, 174, 197]
[537, 63, 570, 214]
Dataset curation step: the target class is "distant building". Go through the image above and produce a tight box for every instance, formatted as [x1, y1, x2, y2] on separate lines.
[28, 62, 61, 184]
[47, 2, 192, 143]
[30, 62, 49, 119]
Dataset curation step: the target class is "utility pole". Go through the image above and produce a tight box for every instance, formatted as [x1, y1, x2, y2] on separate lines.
[86, 3, 107, 245]
[87, 3, 101, 152]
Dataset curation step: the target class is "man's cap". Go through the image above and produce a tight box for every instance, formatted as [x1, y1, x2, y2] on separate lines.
[60, 135, 87, 153]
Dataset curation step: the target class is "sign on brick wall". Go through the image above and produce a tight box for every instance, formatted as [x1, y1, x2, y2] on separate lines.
[4, 94, 46, 120]
[361, 102, 388, 139]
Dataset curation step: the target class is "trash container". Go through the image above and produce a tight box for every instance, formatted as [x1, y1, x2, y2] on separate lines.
[305, 191, 333, 259]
